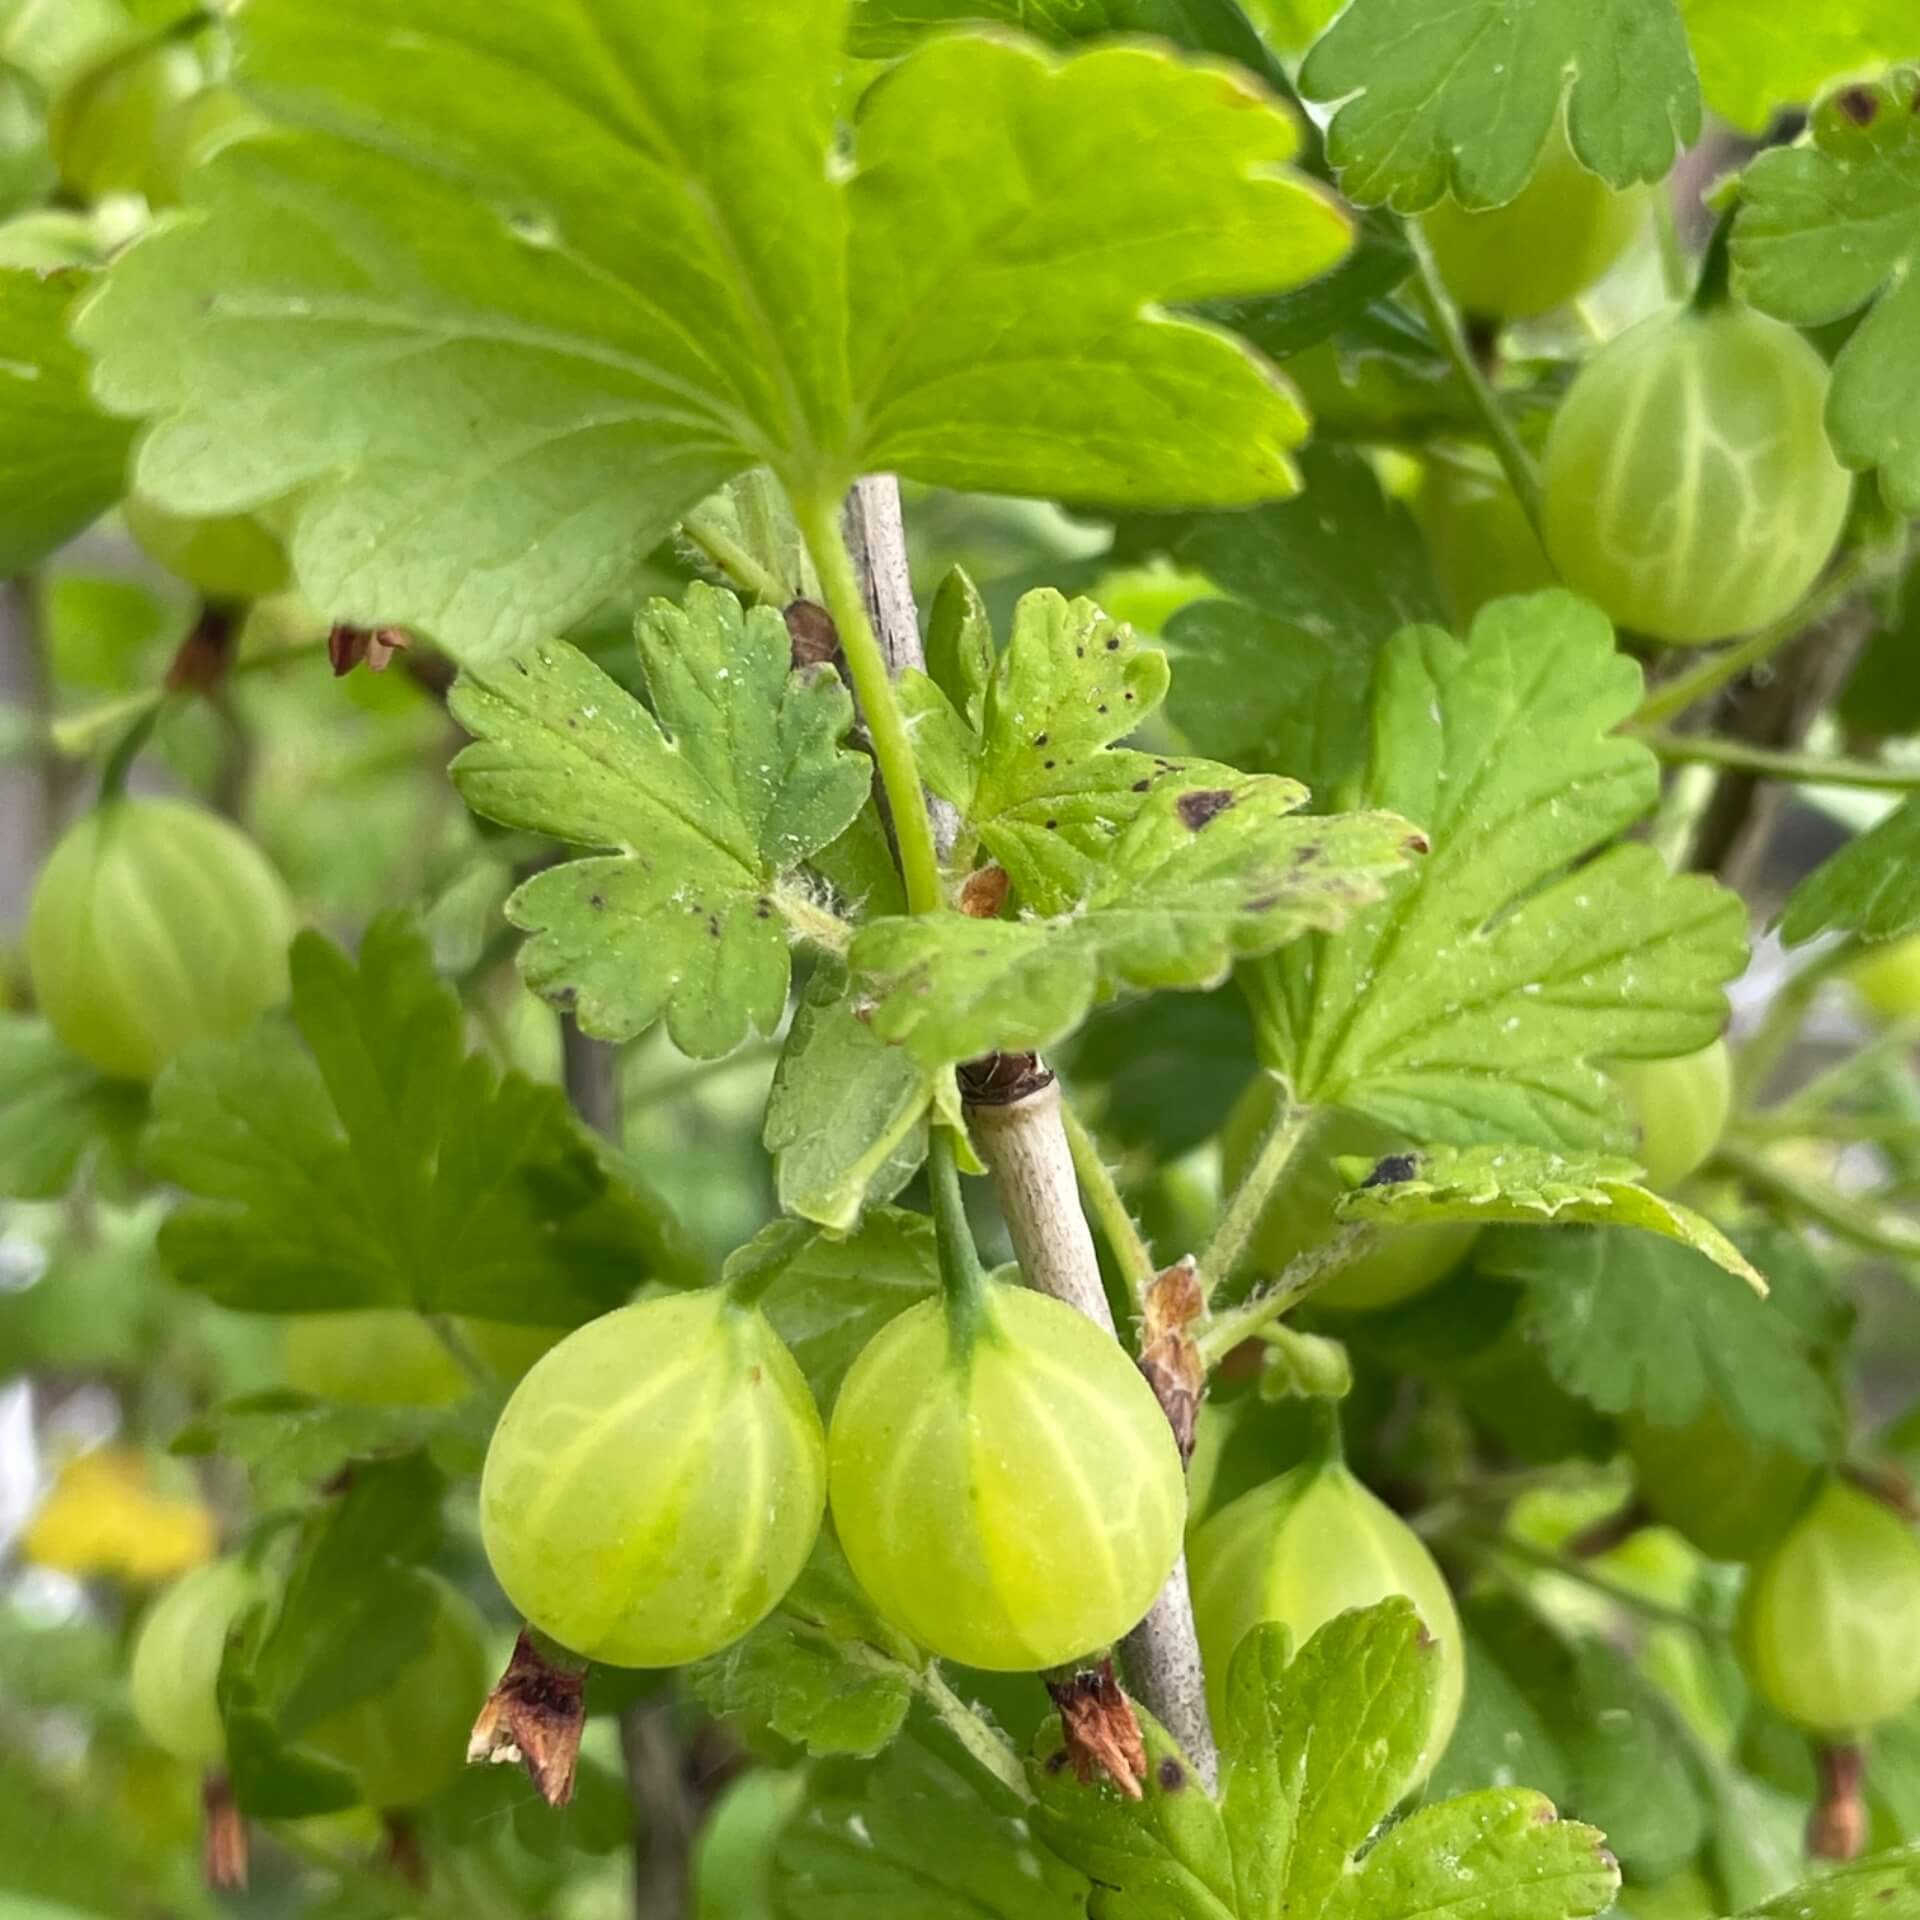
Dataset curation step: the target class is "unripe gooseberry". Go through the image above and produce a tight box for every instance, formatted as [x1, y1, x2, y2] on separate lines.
[1607, 1038, 1732, 1191]
[27, 797, 297, 1082]
[1739, 1478, 1920, 1737]
[124, 496, 289, 602]
[828, 1284, 1187, 1671]
[1542, 303, 1850, 644]
[1846, 935, 1920, 1022]
[129, 1557, 261, 1766]
[306, 1575, 491, 1808]
[480, 1291, 826, 1667]
[1190, 1444, 1464, 1780]
[1415, 446, 1557, 629]
[47, 37, 204, 206]
[285, 1310, 560, 1408]
[1422, 122, 1647, 321]
[1223, 1079, 1477, 1312]
[1624, 1401, 1816, 1564]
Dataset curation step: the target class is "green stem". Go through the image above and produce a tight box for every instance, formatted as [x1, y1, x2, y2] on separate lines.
[1715, 1140, 1920, 1262]
[917, 1664, 1032, 1802]
[796, 489, 942, 915]
[1455, 1527, 1724, 1637]
[1628, 550, 1889, 730]
[1688, 209, 1734, 312]
[1733, 938, 1859, 1107]
[1058, 1089, 1157, 1306]
[1641, 730, 1920, 791]
[770, 880, 854, 953]
[1199, 1094, 1316, 1305]
[928, 1127, 989, 1348]
[98, 705, 161, 803]
[1650, 186, 1687, 302]
[1196, 1223, 1377, 1366]
[51, 638, 326, 758]
[425, 1315, 501, 1398]
[1758, 1017, 1920, 1132]
[681, 505, 790, 605]
[1406, 225, 1547, 545]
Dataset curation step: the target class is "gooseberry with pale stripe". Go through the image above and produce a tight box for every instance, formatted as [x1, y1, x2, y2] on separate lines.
[1542, 303, 1849, 644]
[827, 1282, 1186, 1672]
[479, 1291, 826, 1667]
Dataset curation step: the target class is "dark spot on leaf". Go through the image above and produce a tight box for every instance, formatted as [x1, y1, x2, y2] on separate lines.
[1045, 1749, 1070, 1775]
[756, 899, 772, 919]
[707, 914, 723, 938]
[1837, 85, 1879, 124]
[513, 660, 530, 676]
[1076, 646, 1085, 658]
[1124, 691, 1135, 701]
[1131, 778, 1151, 792]
[1045, 819, 1058, 831]
[1034, 732, 1049, 748]
[565, 715, 578, 728]
[1245, 892, 1279, 913]
[1407, 832, 1431, 855]
[1097, 703, 1109, 714]
[1156, 1758, 1185, 1792]
[1177, 788, 1235, 830]
[1362, 1153, 1419, 1189]
[1105, 636, 1121, 651]
[589, 893, 606, 910]
[747, 1365, 762, 1385]
[1044, 759, 1056, 770]
[1294, 843, 1323, 865]
[548, 987, 577, 1011]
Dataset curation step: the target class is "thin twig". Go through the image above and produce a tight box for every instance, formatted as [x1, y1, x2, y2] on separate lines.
[1196, 1224, 1377, 1366]
[1716, 1140, 1920, 1262]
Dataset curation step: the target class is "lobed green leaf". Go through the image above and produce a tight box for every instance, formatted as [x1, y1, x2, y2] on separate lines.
[1733, 68, 1920, 513]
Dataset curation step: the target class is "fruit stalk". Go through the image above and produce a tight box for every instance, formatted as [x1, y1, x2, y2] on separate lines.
[1405, 225, 1546, 544]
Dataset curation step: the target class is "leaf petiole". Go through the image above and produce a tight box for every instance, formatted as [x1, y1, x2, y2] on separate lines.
[795, 487, 944, 917]
[1639, 731, 1920, 791]
[680, 505, 790, 606]
[1196, 1222, 1378, 1366]
[928, 1125, 990, 1350]
[1198, 1091, 1318, 1305]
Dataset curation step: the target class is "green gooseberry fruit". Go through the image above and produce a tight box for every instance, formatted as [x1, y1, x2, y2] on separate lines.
[1542, 303, 1850, 645]
[1739, 1478, 1920, 1737]
[1416, 445, 1557, 629]
[1607, 1038, 1732, 1190]
[1190, 1440, 1465, 1782]
[1624, 1400, 1816, 1564]
[828, 1283, 1187, 1671]
[129, 1557, 261, 1766]
[284, 1310, 559, 1408]
[27, 797, 297, 1082]
[124, 496, 290, 602]
[480, 1291, 826, 1667]
[1422, 121, 1647, 321]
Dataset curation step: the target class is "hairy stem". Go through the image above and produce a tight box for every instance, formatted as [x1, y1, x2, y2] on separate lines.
[1199, 1094, 1316, 1305]
[680, 503, 790, 605]
[1642, 731, 1920, 791]
[797, 489, 943, 915]
[1406, 226, 1547, 544]
[1058, 1089, 1158, 1308]
[1196, 1223, 1377, 1366]
[1715, 1140, 1920, 1262]
[1628, 549, 1893, 730]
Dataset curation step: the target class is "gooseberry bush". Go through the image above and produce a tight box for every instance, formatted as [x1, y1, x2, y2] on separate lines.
[6, 3, 1920, 1918]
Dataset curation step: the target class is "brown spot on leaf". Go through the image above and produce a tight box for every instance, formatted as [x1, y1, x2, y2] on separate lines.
[1131, 778, 1151, 793]
[589, 893, 606, 910]
[469, 1631, 587, 1807]
[1837, 85, 1879, 125]
[1033, 732, 1049, 747]
[1047, 1663, 1147, 1800]
[1105, 635, 1121, 651]
[1176, 788, 1235, 831]
[1157, 1757, 1186, 1792]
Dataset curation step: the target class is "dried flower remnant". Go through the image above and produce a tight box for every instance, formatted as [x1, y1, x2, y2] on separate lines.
[1138, 1256, 1205, 1464]
[328, 623, 412, 676]
[467, 1630, 587, 1807]
[1047, 1659, 1148, 1799]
